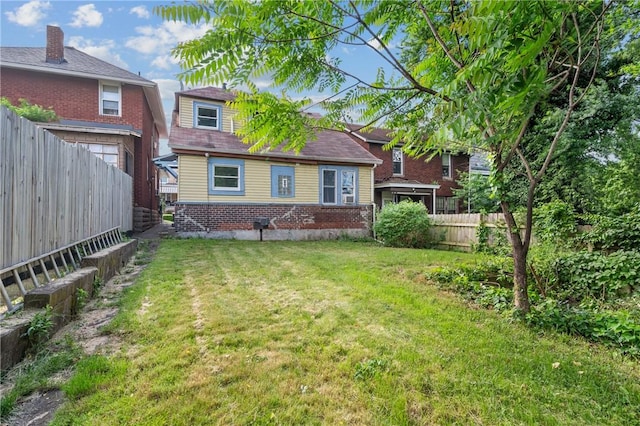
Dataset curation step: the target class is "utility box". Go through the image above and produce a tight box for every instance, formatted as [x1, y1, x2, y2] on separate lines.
[253, 217, 270, 229]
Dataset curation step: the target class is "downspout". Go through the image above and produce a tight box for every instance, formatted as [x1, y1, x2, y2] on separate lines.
[432, 187, 437, 215]
[371, 164, 377, 239]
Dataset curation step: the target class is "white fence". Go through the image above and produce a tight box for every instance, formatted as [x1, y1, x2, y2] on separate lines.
[0, 106, 132, 270]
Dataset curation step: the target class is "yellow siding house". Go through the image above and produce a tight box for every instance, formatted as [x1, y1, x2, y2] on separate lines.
[168, 87, 381, 240]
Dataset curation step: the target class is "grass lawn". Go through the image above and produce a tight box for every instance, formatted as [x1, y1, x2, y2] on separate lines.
[53, 240, 639, 425]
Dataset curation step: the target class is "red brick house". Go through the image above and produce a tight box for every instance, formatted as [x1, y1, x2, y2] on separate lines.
[0, 25, 167, 231]
[346, 125, 469, 214]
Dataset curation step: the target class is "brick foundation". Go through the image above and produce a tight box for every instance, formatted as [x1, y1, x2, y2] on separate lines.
[175, 203, 374, 240]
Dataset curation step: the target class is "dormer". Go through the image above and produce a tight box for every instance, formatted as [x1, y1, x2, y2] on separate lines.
[176, 87, 237, 132]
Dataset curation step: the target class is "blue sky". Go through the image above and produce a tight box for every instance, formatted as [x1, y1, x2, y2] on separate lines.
[1, 1, 395, 154]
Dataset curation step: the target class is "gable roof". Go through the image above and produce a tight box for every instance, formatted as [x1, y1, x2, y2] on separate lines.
[0, 46, 167, 137]
[170, 88, 381, 166]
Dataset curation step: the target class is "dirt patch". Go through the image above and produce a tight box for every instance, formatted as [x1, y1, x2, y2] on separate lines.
[1, 238, 160, 426]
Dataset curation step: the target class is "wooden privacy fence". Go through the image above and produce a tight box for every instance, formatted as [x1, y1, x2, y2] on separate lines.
[0, 106, 133, 271]
[429, 213, 507, 251]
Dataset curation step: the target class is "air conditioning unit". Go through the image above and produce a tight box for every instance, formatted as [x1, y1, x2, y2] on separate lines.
[342, 194, 355, 204]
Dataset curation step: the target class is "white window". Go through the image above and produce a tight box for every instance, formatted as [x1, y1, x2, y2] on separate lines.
[79, 143, 118, 167]
[392, 148, 403, 175]
[213, 165, 240, 190]
[100, 83, 121, 116]
[442, 153, 452, 178]
[322, 169, 337, 204]
[195, 103, 221, 129]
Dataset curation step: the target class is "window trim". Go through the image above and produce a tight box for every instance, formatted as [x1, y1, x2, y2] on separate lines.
[442, 153, 452, 179]
[392, 147, 403, 176]
[319, 165, 358, 206]
[208, 158, 245, 195]
[99, 81, 121, 117]
[194, 101, 222, 130]
[271, 165, 295, 198]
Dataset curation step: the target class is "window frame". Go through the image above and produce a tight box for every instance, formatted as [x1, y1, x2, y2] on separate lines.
[79, 143, 119, 168]
[99, 82, 121, 117]
[194, 101, 222, 130]
[319, 165, 358, 206]
[442, 153, 452, 178]
[392, 147, 403, 175]
[271, 165, 295, 198]
[208, 158, 245, 195]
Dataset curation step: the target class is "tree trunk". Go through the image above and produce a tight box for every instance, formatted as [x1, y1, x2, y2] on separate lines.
[511, 241, 530, 313]
[501, 206, 531, 314]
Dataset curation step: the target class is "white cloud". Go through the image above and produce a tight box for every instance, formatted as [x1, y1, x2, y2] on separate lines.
[126, 21, 210, 54]
[151, 54, 179, 71]
[70, 4, 103, 28]
[5, 0, 51, 27]
[67, 36, 128, 69]
[130, 5, 150, 19]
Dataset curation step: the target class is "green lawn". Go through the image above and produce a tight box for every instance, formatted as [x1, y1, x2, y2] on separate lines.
[53, 240, 639, 425]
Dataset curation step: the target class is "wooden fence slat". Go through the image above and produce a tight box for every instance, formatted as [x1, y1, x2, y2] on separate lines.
[0, 106, 133, 270]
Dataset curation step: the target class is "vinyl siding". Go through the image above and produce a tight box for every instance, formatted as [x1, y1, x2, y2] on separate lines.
[179, 96, 237, 131]
[178, 154, 373, 204]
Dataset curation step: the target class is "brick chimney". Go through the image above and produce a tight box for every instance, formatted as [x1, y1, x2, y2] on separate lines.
[46, 25, 65, 64]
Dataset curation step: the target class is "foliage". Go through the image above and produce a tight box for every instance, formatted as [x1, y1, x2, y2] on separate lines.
[426, 257, 514, 311]
[532, 200, 577, 247]
[1, 97, 58, 122]
[526, 300, 640, 356]
[553, 250, 640, 302]
[75, 288, 89, 315]
[453, 172, 500, 214]
[157, 0, 614, 313]
[24, 306, 54, 352]
[373, 201, 433, 248]
[354, 358, 388, 381]
[580, 205, 640, 252]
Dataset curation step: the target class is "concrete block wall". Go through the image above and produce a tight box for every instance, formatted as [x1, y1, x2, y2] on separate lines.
[0, 239, 138, 372]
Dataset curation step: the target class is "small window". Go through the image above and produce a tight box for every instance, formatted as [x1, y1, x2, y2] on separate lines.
[442, 153, 452, 178]
[271, 166, 295, 198]
[100, 83, 121, 116]
[209, 158, 244, 195]
[436, 196, 457, 214]
[392, 148, 403, 175]
[195, 102, 221, 129]
[322, 169, 337, 204]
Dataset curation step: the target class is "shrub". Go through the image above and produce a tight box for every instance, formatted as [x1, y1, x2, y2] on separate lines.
[579, 205, 640, 252]
[374, 201, 433, 248]
[553, 250, 640, 302]
[533, 200, 577, 247]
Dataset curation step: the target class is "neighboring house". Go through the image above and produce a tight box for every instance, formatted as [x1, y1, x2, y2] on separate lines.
[345, 125, 470, 214]
[153, 153, 179, 207]
[168, 87, 382, 240]
[0, 25, 167, 231]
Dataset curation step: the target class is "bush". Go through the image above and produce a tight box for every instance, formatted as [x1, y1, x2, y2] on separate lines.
[374, 201, 433, 248]
[579, 205, 640, 252]
[553, 250, 640, 302]
[533, 200, 577, 247]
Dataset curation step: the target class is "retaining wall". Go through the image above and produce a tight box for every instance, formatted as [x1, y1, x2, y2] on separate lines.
[0, 239, 138, 372]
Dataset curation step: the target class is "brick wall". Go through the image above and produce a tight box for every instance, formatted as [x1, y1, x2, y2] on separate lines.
[0, 69, 146, 131]
[175, 203, 373, 234]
